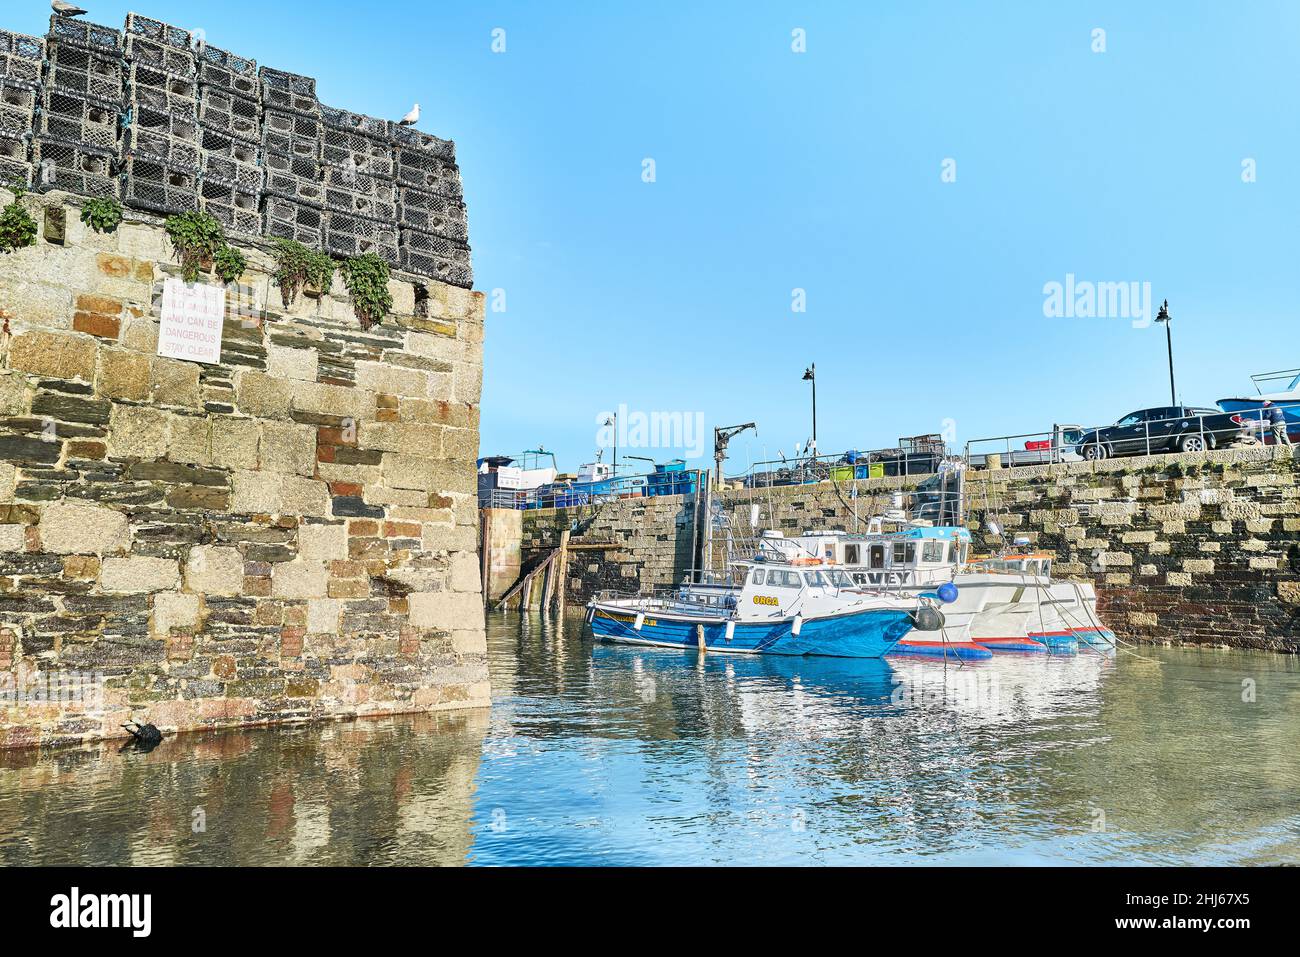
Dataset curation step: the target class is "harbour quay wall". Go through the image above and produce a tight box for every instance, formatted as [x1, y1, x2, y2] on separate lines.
[518, 446, 1300, 654]
[0, 191, 488, 750]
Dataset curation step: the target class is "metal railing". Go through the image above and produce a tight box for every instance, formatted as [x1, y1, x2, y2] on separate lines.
[479, 468, 703, 510]
[965, 407, 1282, 468]
[743, 438, 948, 489]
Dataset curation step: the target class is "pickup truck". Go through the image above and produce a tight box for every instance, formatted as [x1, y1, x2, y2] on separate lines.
[967, 424, 1086, 469]
[1074, 406, 1254, 460]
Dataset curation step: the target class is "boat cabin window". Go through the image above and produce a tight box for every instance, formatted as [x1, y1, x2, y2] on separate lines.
[892, 542, 916, 565]
[957, 542, 969, 564]
[751, 568, 765, 585]
[766, 569, 802, 589]
[869, 545, 886, 569]
[827, 569, 854, 588]
[803, 571, 827, 587]
[844, 544, 860, 565]
[922, 541, 946, 563]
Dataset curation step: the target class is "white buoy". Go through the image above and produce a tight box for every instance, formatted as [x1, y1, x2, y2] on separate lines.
[633, 612, 644, 631]
[725, 620, 736, 642]
[791, 614, 803, 637]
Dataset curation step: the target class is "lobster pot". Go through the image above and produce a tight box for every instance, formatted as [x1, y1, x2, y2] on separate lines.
[0, 83, 38, 140]
[399, 247, 473, 289]
[46, 15, 121, 56]
[0, 133, 32, 188]
[127, 62, 198, 109]
[0, 30, 45, 91]
[37, 88, 119, 153]
[124, 13, 193, 52]
[397, 185, 468, 242]
[123, 35, 195, 79]
[394, 146, 462, 199]
[201, 143, 261, 196]
[201, 179, 260, 236]
[124, 89, 200, 171]
[259, 66, 319, 117]
[197, 86, 259, 143]
[197, 44, 258, 100]
[324, 182, 396, 222]
[263, 195, 323, 245]
[263, 168, 324, 208]
[44, 38, 124, 104]
[122, 154, 198, 214]
[320, 125, 395, 181]
[401, 228, 470, 266]
[391, 123, 456, 164]
[325, 211, 399, 265]
[201, 127, 258, 171]
[32, 137, 119, 198]
[262, 109, 321, 168]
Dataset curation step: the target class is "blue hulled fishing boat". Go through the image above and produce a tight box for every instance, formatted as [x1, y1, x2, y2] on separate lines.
[586, 559, 944, 657]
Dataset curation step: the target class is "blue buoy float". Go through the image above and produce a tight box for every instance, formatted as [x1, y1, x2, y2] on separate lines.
[937, 582, 959, 604]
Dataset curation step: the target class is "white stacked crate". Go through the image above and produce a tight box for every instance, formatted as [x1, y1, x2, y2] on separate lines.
[258, 66, 323, 245]
[393, 126, 471, 288]
[196, 44, 261, 235]
[320, 104, 398, 265]
[34, 16, 121, 199]
[0, 29, 43, 188]
[120, 13, 199, 214]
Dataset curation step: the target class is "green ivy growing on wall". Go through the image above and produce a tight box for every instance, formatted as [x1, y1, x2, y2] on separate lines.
[80, 197, 123, 235]
[164, 211, 229, 283]
[339, 253, 393, 331]
[0, 180, 38, 255]
[214, 245, 247, 285]
[270, 238, 335, 308]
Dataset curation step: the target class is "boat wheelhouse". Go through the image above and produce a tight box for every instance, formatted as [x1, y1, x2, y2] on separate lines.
[586, 558, 944, 658]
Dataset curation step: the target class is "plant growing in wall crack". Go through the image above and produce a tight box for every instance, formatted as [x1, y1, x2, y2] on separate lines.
[340, 253, 393, 331]
[214, 245, 247, 285]
[0, 180, 37, 254]
[80, 197, 123, 235]
[165, 211, 229, 283]
[271, 238, 335, 308]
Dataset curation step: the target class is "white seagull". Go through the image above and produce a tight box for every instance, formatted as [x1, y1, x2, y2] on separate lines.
[51, 1, 89, 17]
[398, 103, 420, 127]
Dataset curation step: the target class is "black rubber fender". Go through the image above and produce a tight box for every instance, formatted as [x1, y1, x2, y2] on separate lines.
[911, 606, 946, 632]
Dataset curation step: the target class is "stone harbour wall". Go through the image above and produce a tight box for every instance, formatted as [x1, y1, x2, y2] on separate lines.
[0, 189, 488, 750]
[518, 447, 1300, 653]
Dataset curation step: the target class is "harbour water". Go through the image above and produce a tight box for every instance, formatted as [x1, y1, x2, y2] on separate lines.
[1, 610, 1297, 866]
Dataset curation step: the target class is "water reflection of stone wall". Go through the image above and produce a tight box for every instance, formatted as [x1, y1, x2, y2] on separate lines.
[0, 710, 487, 865]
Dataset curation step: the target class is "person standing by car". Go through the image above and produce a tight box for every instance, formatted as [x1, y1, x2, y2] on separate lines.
[1264, 400, 1291, 446]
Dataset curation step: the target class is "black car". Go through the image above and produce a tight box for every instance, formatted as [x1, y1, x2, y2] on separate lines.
[1075, 406, 1253, 460]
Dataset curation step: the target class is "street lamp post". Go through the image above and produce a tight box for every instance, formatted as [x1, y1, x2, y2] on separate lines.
[604, 413, 618, 480]
[1155, 300, 1176, 406]
[802, 364, 817, 457]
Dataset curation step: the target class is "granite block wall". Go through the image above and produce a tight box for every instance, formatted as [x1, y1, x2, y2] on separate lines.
[0, 188, 488, 749]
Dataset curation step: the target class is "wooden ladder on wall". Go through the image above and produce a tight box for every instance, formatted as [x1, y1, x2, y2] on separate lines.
[495, 530, 570, 613]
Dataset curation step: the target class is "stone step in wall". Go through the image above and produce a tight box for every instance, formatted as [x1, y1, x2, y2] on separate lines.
[517, 448, 1300, 653]
[0, 188, 488, 750]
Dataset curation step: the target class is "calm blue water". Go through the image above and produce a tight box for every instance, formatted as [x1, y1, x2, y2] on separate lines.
[1, 610, 1297, 865]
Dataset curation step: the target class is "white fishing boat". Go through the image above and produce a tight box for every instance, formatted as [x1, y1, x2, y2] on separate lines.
[586, 557, 946, 658]
[759, 522, 1115, 655]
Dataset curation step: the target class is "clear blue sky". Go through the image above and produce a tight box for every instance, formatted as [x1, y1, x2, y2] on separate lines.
[12, 1, 1299, 475]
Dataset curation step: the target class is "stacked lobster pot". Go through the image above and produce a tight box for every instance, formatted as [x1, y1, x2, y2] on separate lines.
[393, 126, 472, 289]
[0, 29, 44, 188]
[33, 15, 122, 199]
[320, 104, 399, 266]
[259, 67, 325, 246]
[196, 43, 261, 234]
[120, 13, 200, 214]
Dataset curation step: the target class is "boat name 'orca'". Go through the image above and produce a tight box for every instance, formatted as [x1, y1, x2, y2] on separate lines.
[49, 887, 151, 938]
